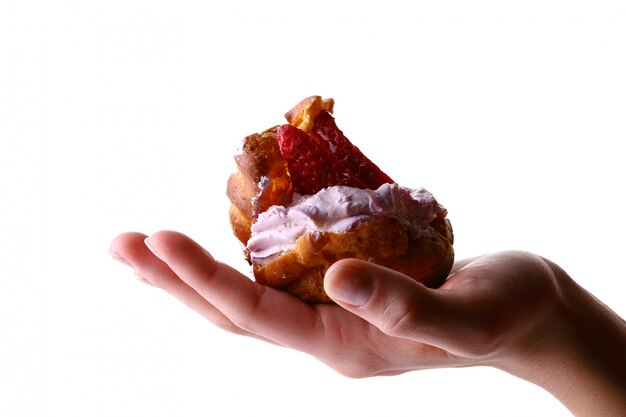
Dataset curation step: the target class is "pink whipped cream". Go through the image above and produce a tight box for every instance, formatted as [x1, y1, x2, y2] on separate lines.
[247, 183, 446, 264]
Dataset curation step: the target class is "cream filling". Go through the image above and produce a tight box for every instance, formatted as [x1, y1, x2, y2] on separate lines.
[247, 183, 446, 264]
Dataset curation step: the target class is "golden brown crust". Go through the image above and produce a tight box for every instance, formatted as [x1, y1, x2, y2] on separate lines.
[226, 128, 293, 245]
[284, 96, 335, 133]
[378, 218, 454, 290]
[252, 216, 454, 303]
[228, 202, 253, 246]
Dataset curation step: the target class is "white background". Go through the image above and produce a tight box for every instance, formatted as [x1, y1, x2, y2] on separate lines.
[1, 1, 625, 416]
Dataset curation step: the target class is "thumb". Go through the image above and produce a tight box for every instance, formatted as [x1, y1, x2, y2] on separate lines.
[324, 259, 488, 355]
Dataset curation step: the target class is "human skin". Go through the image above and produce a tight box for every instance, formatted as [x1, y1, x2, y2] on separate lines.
[109, 230, 626, 416]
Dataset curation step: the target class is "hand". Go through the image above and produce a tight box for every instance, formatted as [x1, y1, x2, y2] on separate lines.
[108, 230, 544, 375]
[109, 230, 626, 416]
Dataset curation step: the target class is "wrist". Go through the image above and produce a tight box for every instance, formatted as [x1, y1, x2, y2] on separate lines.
[495, 265, 626, 416]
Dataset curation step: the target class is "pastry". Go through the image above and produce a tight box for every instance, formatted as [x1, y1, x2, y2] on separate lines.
[227, 96, 454, 303]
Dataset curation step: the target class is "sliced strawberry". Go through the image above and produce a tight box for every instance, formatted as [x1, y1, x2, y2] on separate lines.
[310, 111, 394, 189]
[276, 124, 362, 194]
[277, 112, 393, 195]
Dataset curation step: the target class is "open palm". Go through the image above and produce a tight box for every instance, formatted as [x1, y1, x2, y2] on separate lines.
[109, 231, 559, 378]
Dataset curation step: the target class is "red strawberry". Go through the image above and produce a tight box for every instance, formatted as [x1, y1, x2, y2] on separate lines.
[311, 111, 394, 189]
[277, 112, 393, 195]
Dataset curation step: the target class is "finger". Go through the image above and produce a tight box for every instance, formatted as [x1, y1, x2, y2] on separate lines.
[143, 231, 327, 352]
[449, 255, 482, 275]
[109, 232, 257, 338]
[324, 259, 503, 357]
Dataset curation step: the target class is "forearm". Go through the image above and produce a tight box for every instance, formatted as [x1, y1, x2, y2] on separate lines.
[499, 270, 626, 416]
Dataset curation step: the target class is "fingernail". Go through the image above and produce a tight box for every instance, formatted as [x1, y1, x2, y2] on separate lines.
[108, 250, 132, 267]
[134, 271, 155, 287]
[144, 237, 158, 255]
[325, 266, 373, 307]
